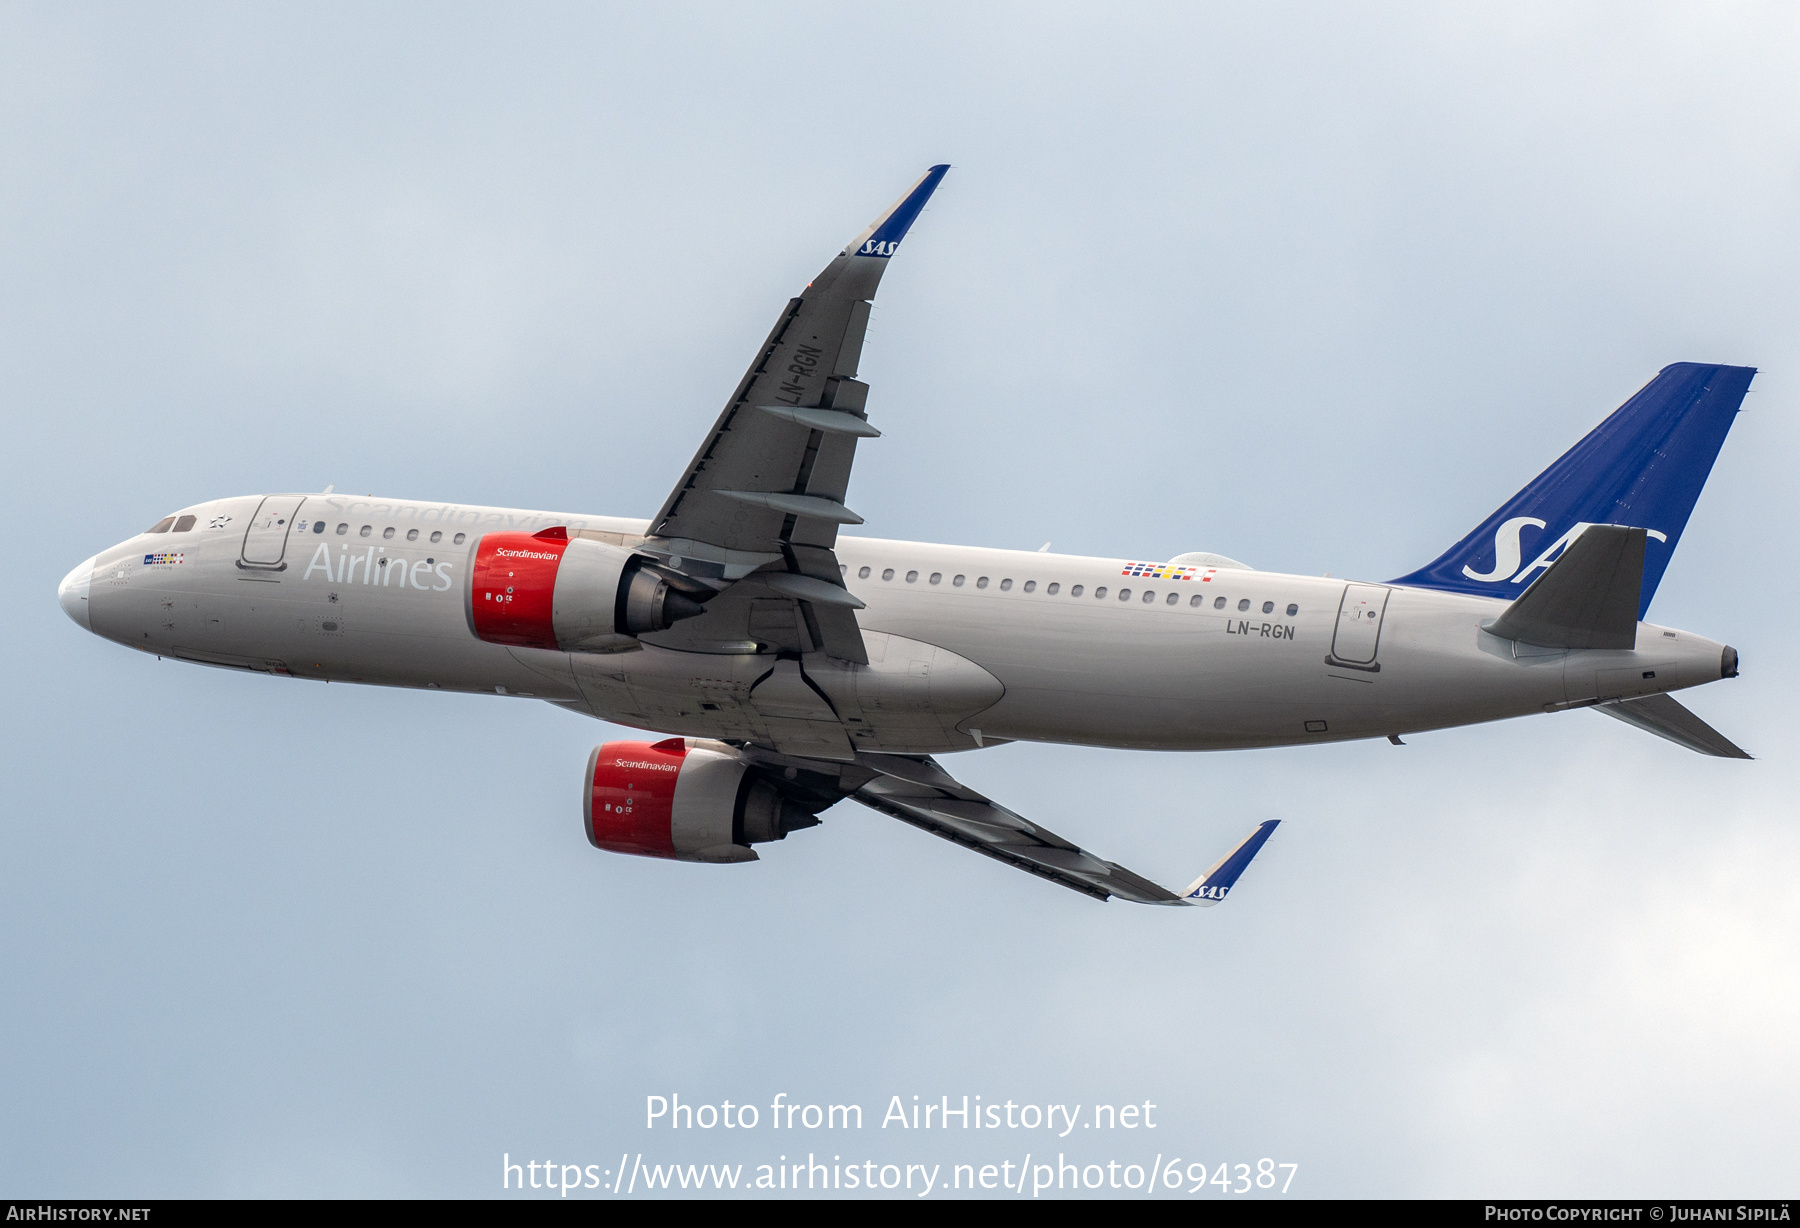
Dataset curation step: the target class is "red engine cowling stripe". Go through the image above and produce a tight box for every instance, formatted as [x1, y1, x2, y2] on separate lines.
[470, 532, 568, 649]
[588, 739, 686, 859]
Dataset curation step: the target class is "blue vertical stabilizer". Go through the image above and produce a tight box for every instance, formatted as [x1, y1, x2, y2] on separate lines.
[1389, 363, 1753, 617]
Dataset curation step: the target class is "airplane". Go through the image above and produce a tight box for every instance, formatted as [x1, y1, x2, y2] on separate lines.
[56, 165, 1752, 907]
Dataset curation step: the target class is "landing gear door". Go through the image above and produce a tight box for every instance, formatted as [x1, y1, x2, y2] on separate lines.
[240, 496, 306, 571]
[1328, 583, 1390, 671]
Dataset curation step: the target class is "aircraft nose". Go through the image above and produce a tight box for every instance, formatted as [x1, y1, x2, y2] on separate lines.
[58, 555, 96, 631]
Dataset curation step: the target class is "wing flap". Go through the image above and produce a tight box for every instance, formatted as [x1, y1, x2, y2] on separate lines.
[760, 718, 857, 763]
[641, 564, 870, 663]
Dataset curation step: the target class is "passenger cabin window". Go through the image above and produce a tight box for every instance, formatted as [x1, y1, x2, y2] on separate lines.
[406, 529, 419, 541]
[312, 521, 325, 534]
[905, 570, 918, 583]
[1188, 594, 1201, 607]
[1238, 599, 1250, 611]
[929, 573, 942, 585]
[952, 574, 964, 587]
[1044, 582, 1056, 594]
[1094, 586, 1107, 599]
[858, 566, 871, 579]
[1143, 590, 1156, 604]
[882, 568, 895, 581]
[1000, 579, 1013, 591]
[172, 515, 196, 532]
[146, 517, 175, 534]
[1166, 593, 1179, 605]
[1287, 603, 1299, 616]
[430, 531, 442, 544]
[1262, 601, 1274, 614]
[453, 533, 466, 545]
[382, 526, 396, 540]
[336, 523, 348, 535]
[360, 525, 372, 538]
[1214, 596, 1227, 609]
[1117, 588, 1130, 600]
[975, 576, 988, 589]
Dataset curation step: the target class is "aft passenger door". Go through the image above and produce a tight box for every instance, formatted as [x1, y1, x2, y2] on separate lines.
[1327, 583, 1390, 672]
[239, 496, 307, 571]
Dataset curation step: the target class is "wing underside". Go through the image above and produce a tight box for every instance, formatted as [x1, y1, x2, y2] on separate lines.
[844, 752, 1277, 906]
[638, 166, 951, 666]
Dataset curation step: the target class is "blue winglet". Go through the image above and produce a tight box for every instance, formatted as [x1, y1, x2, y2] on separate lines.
[1182, 819, 1280, 906]
[849, 164, 950, 259]
[1389, 363, 1754, 618]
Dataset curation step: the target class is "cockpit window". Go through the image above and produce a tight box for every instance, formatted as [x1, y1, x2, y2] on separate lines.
[145, 516, 175, 534]
[172, 515, 197, 532]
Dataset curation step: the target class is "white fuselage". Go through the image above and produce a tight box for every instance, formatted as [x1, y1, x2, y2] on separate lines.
[63, 493, 1732, 754]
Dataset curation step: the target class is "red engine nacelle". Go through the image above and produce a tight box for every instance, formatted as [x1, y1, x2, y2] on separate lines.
[583, 739, 820, 864]
[467, 527, 705, 651]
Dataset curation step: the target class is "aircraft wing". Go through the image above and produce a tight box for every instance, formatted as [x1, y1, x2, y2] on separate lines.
[850, 752, 1280, 906]
[638, 165, 950, 664]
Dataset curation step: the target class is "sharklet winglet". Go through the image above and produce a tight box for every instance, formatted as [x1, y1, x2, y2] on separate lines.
[844, 164, 950, 260]
[1180, 819, 1281, 907]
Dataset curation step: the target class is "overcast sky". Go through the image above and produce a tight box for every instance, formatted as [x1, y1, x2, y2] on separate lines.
[4, 2, 1798, 1198]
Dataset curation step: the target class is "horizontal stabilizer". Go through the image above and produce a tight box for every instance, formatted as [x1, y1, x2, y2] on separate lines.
[1180, 820, 1281, 906]
[1483, 525, 1643, 649]
[1595, 693, 1752, 759]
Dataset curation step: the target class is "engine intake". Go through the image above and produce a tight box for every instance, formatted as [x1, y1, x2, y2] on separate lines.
[584, 738, 821, 864]
[467, 527, 706, 651]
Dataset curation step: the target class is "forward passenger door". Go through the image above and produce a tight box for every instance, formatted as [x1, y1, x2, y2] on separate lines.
[239, 496, 307, 571]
